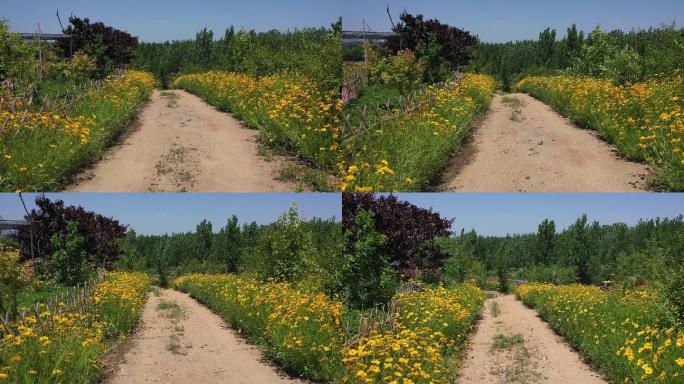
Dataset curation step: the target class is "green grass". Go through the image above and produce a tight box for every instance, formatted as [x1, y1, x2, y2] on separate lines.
[344, 84, 402, 114]
[16, 282, 74, 309]
[157, 300, 184, 320]
[490, 301, 501, 317]
[502, 95, 525, 122]
[159, 91, 179, 108]
[492, 333, 524, 350]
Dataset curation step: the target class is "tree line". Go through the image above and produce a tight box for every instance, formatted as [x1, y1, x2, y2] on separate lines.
[441, 214, 684, 316]
[469, 23, 684, 88]
[10, 197, 340, 289]
[117, 204, 343, 292]
[131, 20, 342, 91]
[345, 15, 684, 89]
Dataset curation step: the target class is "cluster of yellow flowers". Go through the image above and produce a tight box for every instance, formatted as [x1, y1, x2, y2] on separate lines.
[93, 271, 151, 336]
[174, 71, 341, 168]
[516, 283, 683, 383]
[0, 245, 32, 285]
[339, 73, 496, 192]
[173, 274, 345, 381]
[91, 70, 155, 109]
[341, 284, 484, 383]
[515, 75, 684, 190]
[0, 112, 94, 144]
[1, 70, 155, 192]
[0, 271, 150, 383]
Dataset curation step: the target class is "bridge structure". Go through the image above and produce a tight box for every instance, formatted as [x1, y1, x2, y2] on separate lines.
[18, 33, 69, 43]
[342, 30, 397, 45]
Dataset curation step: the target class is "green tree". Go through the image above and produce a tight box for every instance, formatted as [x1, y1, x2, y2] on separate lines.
[254, 204, 314, 282]
[195, 219, 213, 261]
[155, 237, 170, 288]
[496, 249, 510, 293]
[373, 49, 426, 98]
[567, 215, 592, 284]
[565, 24, 582, 65]
[194, 28, 214, 68]
[536, 219, 556, 264]
[342, 209, 396, 309]
[416, 33, 450, 83]
[0, 245, 26, 316]
[0, 19, 38, 88]
[50, 221, 89, 286]
[118, 229, 143, 270]
[538, 28, 557, 66]
[212, 215, 241, 272]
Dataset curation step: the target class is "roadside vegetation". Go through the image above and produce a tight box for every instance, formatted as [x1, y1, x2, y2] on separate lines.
[0, 18, 153, 192]
[517, 284, 683, 383]
[342, 12, 496, 192]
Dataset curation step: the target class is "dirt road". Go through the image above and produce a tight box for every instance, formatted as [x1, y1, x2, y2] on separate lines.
[69, 90, 296, 192]
[106, 288, 307, 384]
[457, 294, 606, 384]
[441, 93, 651, 192]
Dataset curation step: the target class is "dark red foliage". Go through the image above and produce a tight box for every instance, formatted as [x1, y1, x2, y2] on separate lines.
[385, 12, 477, 68]
[343, 193, 453, 276]
[15, 196, 126, 269]
[56, 16, 138, 64]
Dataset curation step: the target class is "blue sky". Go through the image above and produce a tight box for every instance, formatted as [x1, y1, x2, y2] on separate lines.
[343, 0, 684, 42]
[0, 193, 341, 235]
[389, 193, 684, 236]
[3, 0, 341, 42]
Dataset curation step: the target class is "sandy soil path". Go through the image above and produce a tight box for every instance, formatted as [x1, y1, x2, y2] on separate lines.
[441, 93, 651, 192]
[69, 90, 296, 192]
[457, 294, 606, 384]
[106, 288, 308, 384]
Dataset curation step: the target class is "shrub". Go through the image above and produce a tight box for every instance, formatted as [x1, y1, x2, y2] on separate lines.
[341, 209, 397, 309]
[0, 20, 38, 89]
[16, 196, 127, 269]
[343, 193, 453, 279]
[385, 12, 477, 71]
[372, 49, 425, 98]
[47, 51, 97, 83]
[56, 16, 138, 77]
[49, 221, 89, 286]
[0, 245, 30, 316]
